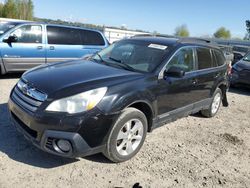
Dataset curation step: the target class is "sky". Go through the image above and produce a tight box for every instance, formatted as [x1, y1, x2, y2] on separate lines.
[31, 0, 249, 38]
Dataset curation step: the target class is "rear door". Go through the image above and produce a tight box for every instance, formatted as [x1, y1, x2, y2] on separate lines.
[79, 29, 107, 56]
[1, 24, 45, 71]
[193, 47, 219, 101]
[46, 26, 84, 63]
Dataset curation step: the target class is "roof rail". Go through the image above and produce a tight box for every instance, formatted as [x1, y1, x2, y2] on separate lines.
[132, 35, 215, 44]
[178, 37, 213, 44]
[132, 33, 176, 38]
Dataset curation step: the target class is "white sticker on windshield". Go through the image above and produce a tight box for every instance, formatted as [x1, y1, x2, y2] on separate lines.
[148, 44, 168, 50]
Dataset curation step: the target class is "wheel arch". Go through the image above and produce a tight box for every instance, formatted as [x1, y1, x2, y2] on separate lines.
[126, 100, 155, 132]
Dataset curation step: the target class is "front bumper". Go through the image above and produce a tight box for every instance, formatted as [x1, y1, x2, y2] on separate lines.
[8, 97, 116, 158]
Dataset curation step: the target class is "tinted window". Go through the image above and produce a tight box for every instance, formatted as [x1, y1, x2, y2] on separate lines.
[166, 48, 194, 72]
[197, 48, 213, 70]
[47, 26, 81, 45]
[10, 25, 42, 43]
[213, 50, 225, 66]
[80, 30, 105, 45]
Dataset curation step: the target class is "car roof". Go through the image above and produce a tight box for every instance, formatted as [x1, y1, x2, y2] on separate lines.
[14, 21, 101, 32]
[129, 36, 179, 46]
[130, 35, 220, 50]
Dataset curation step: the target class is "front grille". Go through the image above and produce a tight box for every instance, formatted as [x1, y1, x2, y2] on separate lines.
[11, 86, 43, 113]
[11, 112, 38, 138]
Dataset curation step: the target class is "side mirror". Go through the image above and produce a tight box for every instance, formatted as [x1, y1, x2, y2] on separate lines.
[3, 35, 18, 43]
[164, 66, 185, 78]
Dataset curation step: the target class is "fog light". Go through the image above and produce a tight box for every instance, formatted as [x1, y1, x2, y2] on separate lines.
[56, 139, 71, 152]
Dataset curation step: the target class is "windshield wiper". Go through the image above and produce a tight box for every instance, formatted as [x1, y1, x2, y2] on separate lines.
[108, 57, 136, 72]
[96, 53, 104, 62]
[91, 53, 107, 64]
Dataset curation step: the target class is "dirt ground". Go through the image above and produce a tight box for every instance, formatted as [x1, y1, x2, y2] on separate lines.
[0, 74, 250, 188]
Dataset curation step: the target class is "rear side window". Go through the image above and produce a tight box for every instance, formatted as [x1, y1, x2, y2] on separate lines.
[213, 50, 225, 66]
[80, 30, 105, 45]
[47, 26, 81, 45]
[196, 48, 213, 70]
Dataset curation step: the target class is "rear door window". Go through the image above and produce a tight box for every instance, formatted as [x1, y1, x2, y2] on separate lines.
[79, 30, 105, 45]
[196, 48, 213, 70]
[47, 26, 81, 45]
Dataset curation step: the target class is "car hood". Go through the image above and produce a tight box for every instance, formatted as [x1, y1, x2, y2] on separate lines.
[22, 60, 143, 97]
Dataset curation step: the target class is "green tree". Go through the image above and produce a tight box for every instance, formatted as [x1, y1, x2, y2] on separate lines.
[1, 0, 34, 20]
[213, 27, 231, 39]
[17, 0, 34, 20]
[2, 0, 18, 19]
[174, 25, 189, 37]
[0, 3, 4, 17]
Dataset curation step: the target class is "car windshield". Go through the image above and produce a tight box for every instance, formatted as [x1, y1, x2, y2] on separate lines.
[0, 22, 19, 36]
[243, 53, 250, 62]
[91, 40, 170, 73]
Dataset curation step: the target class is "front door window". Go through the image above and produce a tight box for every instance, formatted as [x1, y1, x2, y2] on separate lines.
[10, 25, 42, 43]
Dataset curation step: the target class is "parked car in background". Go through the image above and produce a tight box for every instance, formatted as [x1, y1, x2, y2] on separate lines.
[232, 51, 245, 65]
[0, 20, 109, 75]
[218, 45, 234, 64]
[8, 36, 229, 162]
[232, 45, 250, 65]
[231, 51, 250, 87]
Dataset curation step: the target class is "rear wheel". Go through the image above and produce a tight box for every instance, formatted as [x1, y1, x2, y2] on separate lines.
[201, 88, 222, 118]
[104, 107, 147, 163]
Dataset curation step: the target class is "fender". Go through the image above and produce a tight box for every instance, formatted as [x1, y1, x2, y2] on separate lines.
[98, 88, 157, 117]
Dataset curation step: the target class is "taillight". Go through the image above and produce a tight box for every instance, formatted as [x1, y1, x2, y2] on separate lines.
[227, 61, 232, 75]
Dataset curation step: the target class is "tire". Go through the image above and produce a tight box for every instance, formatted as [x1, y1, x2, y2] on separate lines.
[104, 107, 148, 163]
[201, 88, 222, 118]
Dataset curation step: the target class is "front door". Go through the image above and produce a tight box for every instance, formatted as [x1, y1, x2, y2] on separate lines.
[156, 47, 198, 118]
[1, 24, 45, 71]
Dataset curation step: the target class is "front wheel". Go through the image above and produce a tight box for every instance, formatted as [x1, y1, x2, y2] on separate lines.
[104, 107, 147, 163]
[201, 88, 222, 118]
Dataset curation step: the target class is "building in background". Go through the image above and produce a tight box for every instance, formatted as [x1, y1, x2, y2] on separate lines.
[104, 27, 149, 43]
[0, 18, 31, 22]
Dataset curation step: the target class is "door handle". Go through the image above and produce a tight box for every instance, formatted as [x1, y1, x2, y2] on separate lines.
[50, 46, 55, 50]
[192, 79, 198, 85]
[214, 73, 220, 78]
[37, 46, 43, 50]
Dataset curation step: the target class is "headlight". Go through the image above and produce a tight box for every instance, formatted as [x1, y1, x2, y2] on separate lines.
[46, 87, 107, 114]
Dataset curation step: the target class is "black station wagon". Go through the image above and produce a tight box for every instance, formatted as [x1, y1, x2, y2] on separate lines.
[8, 36, 229, 162]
